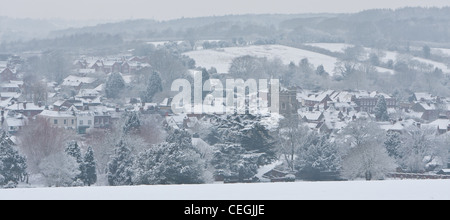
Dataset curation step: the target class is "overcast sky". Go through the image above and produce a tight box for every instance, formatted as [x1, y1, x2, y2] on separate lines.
[1, 0, 449, 21]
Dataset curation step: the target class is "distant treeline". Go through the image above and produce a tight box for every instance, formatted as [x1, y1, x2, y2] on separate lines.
[0, 33, 123, 52]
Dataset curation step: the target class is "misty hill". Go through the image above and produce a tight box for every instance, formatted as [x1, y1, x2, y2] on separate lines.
[43, 7, 450, 50]
[3, 7, 450, 53]
[0, 17, 119, 44]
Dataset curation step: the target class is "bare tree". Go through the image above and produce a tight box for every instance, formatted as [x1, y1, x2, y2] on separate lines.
[276, 115, 315, 172]
[398, 127, 448, 172]
[18, 118, 76, 173]
[340, 118, 396, 180]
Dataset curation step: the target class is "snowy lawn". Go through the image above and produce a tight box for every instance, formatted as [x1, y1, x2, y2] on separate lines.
[1, 180, 450, 200]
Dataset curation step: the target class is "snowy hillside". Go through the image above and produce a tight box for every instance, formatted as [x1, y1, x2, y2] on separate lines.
[183, 45, 339, 74]
[2, 180, 450, 200]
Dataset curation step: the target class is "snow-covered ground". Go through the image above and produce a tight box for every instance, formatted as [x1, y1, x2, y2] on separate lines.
[183, 45, 339, 75]
[1, 180, 450, 200]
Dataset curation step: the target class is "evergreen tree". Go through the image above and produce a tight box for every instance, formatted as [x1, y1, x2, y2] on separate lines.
[105, 72, 125, 98]
[0, 131, 27, 188]
[241, 123, 276, 164]
[141, 71, 163, 103]
[65, 141, 82, 164]
[132, 130, 206, 185]
[385, 131, 402, 159]
[65, 141, 83, 181]
[212, 144, 259, 181]
[107, 140, 134, 186]
[297, 135, 341, 180]
[123, 111, 141, 134]
[315, 65, 328, 76]
[83, 146, 97, 186]
[374, 95, 389, 121]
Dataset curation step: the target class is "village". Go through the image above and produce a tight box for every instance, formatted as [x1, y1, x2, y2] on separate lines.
[0, 53, 449, 137]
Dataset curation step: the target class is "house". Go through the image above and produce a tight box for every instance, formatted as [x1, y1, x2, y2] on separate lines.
[437, 169, 450, 175]
[53, 100, 76, 111]
[300, 111, 324, 123]
[426, 118, 450, 135]
[6, 102, 45, 117]
[76, 111, 95, 134]
[0, 68, 17, 82]
[87, 60, 103, 72]
[103, 61, 122, 73]
[38, 110, 77, 129]
[2, 114, 27, 134]
[77, 89, 100, 99]
[0, 92, 21, 101]
[61, 75, 97, 90]
[411, 102, 440, 121]
[1, 82, 21, 93]
[412, 92, 436, 102]
[353, 92, 396, 113]
[128, 56, 150, 64]
[300, 90, 334, 108]
[73, 60, 87, 69]
[121, 61, 150, 74]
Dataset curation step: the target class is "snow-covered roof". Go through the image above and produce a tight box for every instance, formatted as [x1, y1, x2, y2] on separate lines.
[330, 91, 353, 103]
[1, 92, 21, 99]
[53, 100, 66, 107]
[62, 75, 96, 87]
[88, 61, 102, 69]
[300, 111, 323, 121]
[39, 110, 75, 118]
[78, 89, 99, 97]
[103, 61, 120, 66]
[1, 83, 19, 88]
[5, 117, 25, 127]
[6, 102, 44, 111]
[415, 92, 435, 101]
[426, 119, 450, 130]
[94, 84, 104, 92]
[160, 98, 170, 106]
[417, 103, 438, 111]
[0, 98, 12, 108]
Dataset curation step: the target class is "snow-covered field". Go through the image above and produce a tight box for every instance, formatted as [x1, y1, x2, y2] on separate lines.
[432, 48, 450, 57]
[183, 45, 339, 74]
[1, 180, 450, 200]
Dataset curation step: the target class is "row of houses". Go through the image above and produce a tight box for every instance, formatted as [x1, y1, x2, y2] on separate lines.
[74, 56, 151, 75]
[275, 88, 450, 135]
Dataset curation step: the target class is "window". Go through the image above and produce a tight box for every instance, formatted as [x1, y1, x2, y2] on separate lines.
[282, 103, 286, 110]
[72, 119, 75, 125]
[64, 119, 67, 125]
[88, 120, 92, 125]
[54, 119, 58, 125]
[79, 120, 83, 125]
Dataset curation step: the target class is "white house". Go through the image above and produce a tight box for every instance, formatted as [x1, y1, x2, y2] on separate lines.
[76, 111, 95, 134]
